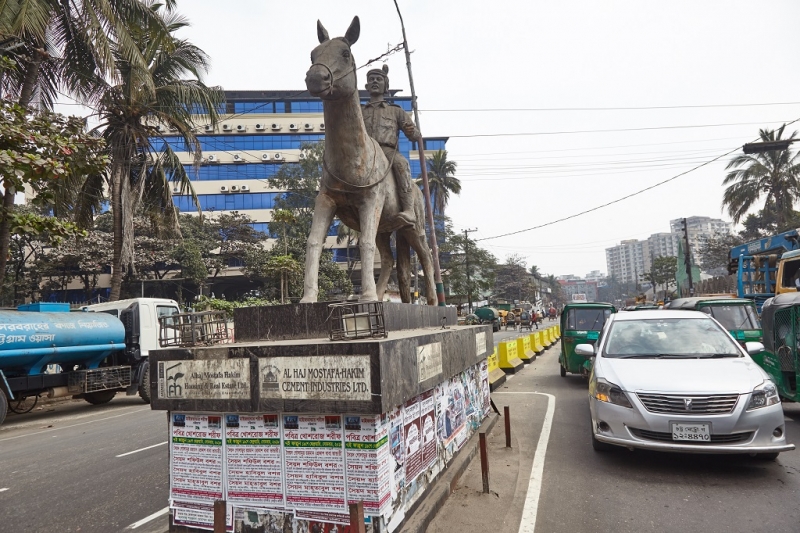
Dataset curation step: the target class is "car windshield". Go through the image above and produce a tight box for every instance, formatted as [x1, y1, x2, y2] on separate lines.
[699, 304, 760, 331]
[604, 317, 743, 357]
[566, 308, 611, 331]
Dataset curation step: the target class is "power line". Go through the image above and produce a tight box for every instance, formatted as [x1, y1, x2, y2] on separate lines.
[420, 101, 800, 112]
[473, 116, 800, 242]
[446, 120, 793, 139]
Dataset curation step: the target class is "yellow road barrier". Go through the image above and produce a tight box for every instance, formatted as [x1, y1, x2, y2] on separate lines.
[530, 332, 545, 353]
[487, 347, 507, 390]
[498, 340, 525, 373]
[516, 335, 536, 363]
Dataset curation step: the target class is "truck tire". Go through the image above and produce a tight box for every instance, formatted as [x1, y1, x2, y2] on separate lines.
[0, 388, 7, 426]
[138, 361, 151, 404]
[83, 390, 117, 405]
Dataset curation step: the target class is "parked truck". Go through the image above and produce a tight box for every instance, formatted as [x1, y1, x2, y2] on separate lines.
[0, 297, 181, 426]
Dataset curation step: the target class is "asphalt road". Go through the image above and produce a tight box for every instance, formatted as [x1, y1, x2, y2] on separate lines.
[431, 339, 800, 533]
[0, 395, 170, 533]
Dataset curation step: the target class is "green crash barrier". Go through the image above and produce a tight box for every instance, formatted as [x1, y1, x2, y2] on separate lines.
[498, 340, 525, 373]
[530, 332, 545, 354]
[487, 347, 507, 390]
[516, 335, 536, 363]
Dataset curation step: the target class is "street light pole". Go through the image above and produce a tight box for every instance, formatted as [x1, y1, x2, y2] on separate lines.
[463, 228, 477, 313]
[392, 0, 446, 307]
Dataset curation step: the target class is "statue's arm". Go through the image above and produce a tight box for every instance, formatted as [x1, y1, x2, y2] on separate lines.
[399, 109, 421, 141]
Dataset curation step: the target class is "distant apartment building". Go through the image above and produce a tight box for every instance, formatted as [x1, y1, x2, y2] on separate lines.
[605, 239, 650, 284]
[606, 216, 732, 283]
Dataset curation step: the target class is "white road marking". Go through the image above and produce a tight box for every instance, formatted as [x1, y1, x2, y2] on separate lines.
[0, 488, 9, 492]
[127, 506, 169, 529]
[0, 407, 150, 442]
[116, 441, 167, 457]
[494, 391, 556, 533]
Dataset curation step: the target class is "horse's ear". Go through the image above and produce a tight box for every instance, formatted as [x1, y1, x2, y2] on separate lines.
[317, 20, 330, 43]
[344, 16, 360, 45]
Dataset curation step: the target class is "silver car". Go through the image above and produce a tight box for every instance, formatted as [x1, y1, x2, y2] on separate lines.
[583, 310, 794, 459]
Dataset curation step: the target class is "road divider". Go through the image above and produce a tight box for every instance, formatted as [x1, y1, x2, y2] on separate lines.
[487, 347, 507, 390]
[530, 332, 545, 354]
[498, 340, 525, 373]
[516, 336, 536, 363]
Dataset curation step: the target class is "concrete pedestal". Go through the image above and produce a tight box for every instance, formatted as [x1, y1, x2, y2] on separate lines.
[151, 303, 491, 532]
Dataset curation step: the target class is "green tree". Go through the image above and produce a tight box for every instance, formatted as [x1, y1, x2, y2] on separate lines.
[0, 101, 107, 289]
[417, 149, 460, 216]
[78, 4, 223, 300]
[494, 254, 536, 302]
[646, 256, 678, 299]
[697, 235, 742, 276]
[722, 125, 800, 229]
[440, 229, 496, 312]
[268, 142, 325, 236]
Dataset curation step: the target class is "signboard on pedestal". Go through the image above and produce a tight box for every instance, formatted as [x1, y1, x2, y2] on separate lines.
[259, 356, 371, 400]
[417, 342, 443, 383]
[158, 359, 250, 399]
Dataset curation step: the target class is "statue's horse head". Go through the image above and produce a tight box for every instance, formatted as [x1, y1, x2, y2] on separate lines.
[306, 16, 360, 100]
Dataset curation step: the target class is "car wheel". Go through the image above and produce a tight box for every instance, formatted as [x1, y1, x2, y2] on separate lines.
[591, 424, 614, 452]
[559, 364, 566, 377]
[756, 452, 779, 461]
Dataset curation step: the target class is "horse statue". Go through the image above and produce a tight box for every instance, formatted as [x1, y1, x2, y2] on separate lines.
[300, 16, 436, 305]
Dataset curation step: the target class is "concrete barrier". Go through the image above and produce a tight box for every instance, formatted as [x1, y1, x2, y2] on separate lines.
[497, 340, 524, 373]
[554, 325, 561, 338]
[545, 327, 556, 345]
[487, 347, 507, 390]
[529, 332, 545, 354]
[516, 335, 536, 363]
[534, 331, 547, 350]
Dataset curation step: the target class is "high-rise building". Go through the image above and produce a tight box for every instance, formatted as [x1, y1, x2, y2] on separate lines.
[605, 239, 650, 284]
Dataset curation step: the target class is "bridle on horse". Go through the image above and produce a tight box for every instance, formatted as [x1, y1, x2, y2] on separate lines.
[310, 51, 397, 190]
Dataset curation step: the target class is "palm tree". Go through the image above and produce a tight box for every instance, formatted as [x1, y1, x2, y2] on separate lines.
[0, 0, 174, 290]
[79, 4, 223, 300]
[722, 125, 800, 229]
[417, 149, 460, 216]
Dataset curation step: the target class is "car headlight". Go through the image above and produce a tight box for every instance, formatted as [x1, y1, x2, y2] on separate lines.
[590, 377, 632, 408]
[747, 380, 780, 410]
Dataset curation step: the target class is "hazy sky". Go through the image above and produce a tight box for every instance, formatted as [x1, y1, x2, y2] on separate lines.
[58, 1, 800, 278]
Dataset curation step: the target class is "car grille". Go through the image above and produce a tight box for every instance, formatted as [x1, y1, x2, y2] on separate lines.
[636, 393, 739, 414]
[629, 428, 753, 444]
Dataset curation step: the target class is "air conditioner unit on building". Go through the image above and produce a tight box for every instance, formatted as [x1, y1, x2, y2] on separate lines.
[271, 123, 281, 130]
[207, 154, 219, 163]
[289, 123, 300, 131]
[220, 185, 229, 192]
[169, 125, 178, 132]
[319, 123, 325, 131]
[172, 186, 181, 194]
[303, 123, 314, 131]
[255, 123, 266, 131]
[204, 124, 214, 132]
[233, 153, 244, 162]
[274, 153, 284, 161]
[222, 124, 233, 131]
[236, 125, 246, 132]
[261, 153, 271, 162]
[230, 185, 239, 192]
[240, 185, 250, 192]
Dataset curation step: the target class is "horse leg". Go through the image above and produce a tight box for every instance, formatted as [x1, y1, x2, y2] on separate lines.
[357, 194, 383, 302]
[376, 232, 393, 301]
[404, 228, 437, 306]
[300, 193, 337, 303]
[396, 232, 412, 303]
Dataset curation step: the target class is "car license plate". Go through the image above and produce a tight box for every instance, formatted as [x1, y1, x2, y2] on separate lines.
[671, 422, 711, 442]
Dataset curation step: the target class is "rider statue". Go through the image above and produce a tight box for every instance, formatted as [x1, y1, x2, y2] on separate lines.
[361, 65, 421, 228]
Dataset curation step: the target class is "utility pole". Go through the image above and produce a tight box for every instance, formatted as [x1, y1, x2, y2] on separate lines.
[463, 228, 477, 313]
[393, 0, 446, 307]
[681, 218, 694, 296]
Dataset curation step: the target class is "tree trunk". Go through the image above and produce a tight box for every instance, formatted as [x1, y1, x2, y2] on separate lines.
[109, 167, 125, 301]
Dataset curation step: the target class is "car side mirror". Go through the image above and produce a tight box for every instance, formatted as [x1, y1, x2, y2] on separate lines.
[745, 341, 765, 355]
[575, 343, 595, 357]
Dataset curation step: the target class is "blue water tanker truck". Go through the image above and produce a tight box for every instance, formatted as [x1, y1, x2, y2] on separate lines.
[0, 298, 181, 426]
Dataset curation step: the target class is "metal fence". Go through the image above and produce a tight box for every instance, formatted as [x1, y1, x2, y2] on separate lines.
[158, 311, 230, 348]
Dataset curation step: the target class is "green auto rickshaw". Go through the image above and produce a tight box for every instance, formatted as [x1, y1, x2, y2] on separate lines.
[750, 293, 800, 401]
[665, 296, 763, 357]
[559, 302, 616, 377]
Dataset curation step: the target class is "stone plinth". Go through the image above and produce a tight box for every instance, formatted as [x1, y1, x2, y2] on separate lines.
[149, 325, 491, 415]
[233, 302, 458, 342]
